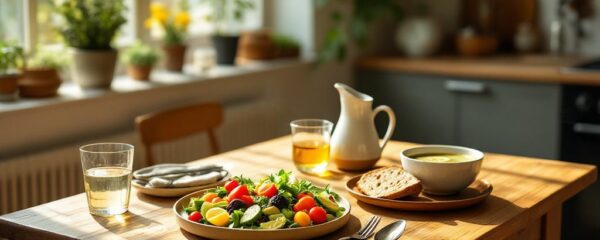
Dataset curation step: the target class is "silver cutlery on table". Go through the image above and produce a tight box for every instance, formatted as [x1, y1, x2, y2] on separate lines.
[338, 215, 382, 240]
[374, 220, 406, 240]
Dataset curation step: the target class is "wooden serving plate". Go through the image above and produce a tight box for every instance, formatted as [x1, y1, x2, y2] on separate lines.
[345, 175, 492, 211]
[132, 173, 229, 197]
[173, 189, 351, 240]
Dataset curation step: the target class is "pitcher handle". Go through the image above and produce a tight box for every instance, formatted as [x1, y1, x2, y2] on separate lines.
[372, 105, 396, 149]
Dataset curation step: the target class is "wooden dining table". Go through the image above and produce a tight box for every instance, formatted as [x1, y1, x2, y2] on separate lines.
[0, 136, 596, 240]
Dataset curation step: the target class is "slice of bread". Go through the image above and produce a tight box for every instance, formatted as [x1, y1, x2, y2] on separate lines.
[356, 166, 422, 199]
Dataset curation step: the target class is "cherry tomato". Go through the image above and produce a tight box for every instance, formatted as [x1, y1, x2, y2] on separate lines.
[256, 183, 278, 198]
[293, 196, 316, 212]
[240, 195, 254, 206]
[211, 197, 223, 203]
[296, 192, 312, 199]
[294, 211, 311, 227]
[228, 185, 249, 201]
[202, 192, 218, 203]
[224, 180, 239, 193]
[309, 207, 327, 224]
[188, 211, 202, 222]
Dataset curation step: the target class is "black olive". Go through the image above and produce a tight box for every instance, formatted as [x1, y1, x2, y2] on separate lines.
[226, 199, 246, 214]
[269, 195, 289, 209]
[258, 214, 269, 223]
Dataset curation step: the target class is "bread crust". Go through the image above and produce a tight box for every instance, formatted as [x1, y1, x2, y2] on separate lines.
[356, 166, 422, 199]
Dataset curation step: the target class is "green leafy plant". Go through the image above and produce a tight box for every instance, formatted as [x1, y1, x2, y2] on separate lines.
[0, 41, 24, 75]
[28, 47, 68, 70]
[122, 42, 160, 67]
[316, 0, 403, 62]
[273, 34, 300, 49]
[55, 0, 127, 50]
[202, 0, 255, 35]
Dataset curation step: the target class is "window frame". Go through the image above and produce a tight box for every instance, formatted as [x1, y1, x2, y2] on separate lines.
[16, 0, 265, 53]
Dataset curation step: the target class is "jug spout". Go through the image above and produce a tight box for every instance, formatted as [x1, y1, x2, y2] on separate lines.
[334, 83, 373, 103]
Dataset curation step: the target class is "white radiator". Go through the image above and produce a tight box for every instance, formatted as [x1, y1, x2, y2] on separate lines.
[0, 98, 286, 215]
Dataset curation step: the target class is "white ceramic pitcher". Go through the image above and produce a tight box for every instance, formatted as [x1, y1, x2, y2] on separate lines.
[331, 83, 396, 171]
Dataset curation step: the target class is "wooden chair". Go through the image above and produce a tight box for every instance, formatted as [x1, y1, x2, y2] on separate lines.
[135, 102, 224, 166]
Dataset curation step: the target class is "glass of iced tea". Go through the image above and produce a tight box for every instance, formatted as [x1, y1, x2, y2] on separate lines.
[80, 143, 134, 216]
[290, 119, 334, 175]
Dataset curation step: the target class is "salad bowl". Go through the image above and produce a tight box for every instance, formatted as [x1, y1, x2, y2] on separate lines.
[173, 171, 351, 240]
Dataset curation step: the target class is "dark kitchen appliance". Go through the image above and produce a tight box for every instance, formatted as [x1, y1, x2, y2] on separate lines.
[563, 58, 600, 72]
[561, 85, 600, 238]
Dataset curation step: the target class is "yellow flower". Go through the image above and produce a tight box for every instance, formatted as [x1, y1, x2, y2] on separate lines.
[144, 18, 155, 29]
[150, 2, 166, 15]
[150, 2, 168, 24]
[175, 12, 191, 28]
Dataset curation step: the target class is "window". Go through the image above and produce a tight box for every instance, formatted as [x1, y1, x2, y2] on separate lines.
[0, 0, 25, 43]
[2, 0, 264, 51]
[186, 0, 263, 36]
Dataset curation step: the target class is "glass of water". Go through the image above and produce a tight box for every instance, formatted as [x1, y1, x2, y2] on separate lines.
[80, 143, 134, 216]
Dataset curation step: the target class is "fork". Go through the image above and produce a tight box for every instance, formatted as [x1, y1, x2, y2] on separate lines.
[338, 215, 382, 240]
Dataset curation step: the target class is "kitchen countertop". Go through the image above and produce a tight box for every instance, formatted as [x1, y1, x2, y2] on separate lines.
[0, 136, 596, 239]
[357, 55, 600, 86]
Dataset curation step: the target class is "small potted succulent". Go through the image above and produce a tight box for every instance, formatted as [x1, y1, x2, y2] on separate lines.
[145, 2, 190, 72]
[0, 41, 24, 101]
[203, 0, 255, 65]
[20, 48, 67, 98]
[55, 0, 127, 88]
[122, 42, 160, 81]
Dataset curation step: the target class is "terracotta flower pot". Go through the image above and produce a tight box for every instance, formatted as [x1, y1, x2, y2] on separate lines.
[238, 31, 275, 60]
[0, 74, 20, 101]
[163, 44, 187, 72]
[70, 48, 118, 88]
[128, 65, 153, 81]
[19, 68, 62, 98]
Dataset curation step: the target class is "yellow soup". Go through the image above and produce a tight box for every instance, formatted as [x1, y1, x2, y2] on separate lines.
[413, 153, 474, 163]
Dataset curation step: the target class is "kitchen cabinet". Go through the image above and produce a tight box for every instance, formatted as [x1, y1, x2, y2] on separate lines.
[357, 71, 456, 145]
[357, 70, 561, 159]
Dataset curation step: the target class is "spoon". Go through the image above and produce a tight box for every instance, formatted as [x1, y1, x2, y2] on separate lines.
[374, 220, 406, 240]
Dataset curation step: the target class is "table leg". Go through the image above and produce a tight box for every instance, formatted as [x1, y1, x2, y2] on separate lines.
[542, 205, 562, 240]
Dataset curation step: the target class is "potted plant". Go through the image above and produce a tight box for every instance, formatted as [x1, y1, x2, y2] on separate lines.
[273, 34, 301, 59]
[122, 42, 160, 81]
[238, 30, 275, 60]
[203, 0, 255, 65]
[145, 2, 190, 72]
[0, 41, 24, 101]
[20, 48, 67, 98]
[317, 0, 403, 63]
[55, 0, 126, 88]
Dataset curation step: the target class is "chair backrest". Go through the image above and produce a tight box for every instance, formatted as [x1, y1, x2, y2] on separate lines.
[135, 102, 224, 166]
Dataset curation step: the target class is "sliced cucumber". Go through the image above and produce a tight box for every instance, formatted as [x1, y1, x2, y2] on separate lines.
[326, 214, 335, 221]
[316, 191, 340, 213]
[262, 206, 281, 215]
[240, 204, 262, 225]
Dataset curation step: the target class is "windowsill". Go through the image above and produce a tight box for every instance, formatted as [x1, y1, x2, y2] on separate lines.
[0, 58, 311, 114]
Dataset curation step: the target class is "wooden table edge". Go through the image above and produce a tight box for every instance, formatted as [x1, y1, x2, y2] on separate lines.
[479, 165, 597, 239]
[0, 217, 77, 240]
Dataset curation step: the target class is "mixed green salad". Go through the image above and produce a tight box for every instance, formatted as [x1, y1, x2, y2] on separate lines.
[183, 170, 345, 229]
